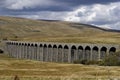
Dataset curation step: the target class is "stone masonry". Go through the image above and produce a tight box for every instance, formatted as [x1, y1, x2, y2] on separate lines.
[3, 41, 120, 63]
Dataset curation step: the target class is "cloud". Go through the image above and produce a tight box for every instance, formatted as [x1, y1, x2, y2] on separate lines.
[14, 11, 68, 20]
[2, 0, 119, 11]
[4, 0, 56, 10]
[64, 2, 120, 30]
[0, 0, 120, 30]
[56, 0, 120, 6]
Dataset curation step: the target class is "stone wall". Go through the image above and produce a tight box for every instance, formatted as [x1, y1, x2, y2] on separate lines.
[3, 41, 120, 63]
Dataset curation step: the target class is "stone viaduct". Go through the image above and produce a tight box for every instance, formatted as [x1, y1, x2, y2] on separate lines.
[3, 41, 120, 63]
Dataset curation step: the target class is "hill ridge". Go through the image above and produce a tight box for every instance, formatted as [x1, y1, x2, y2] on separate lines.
[0, 16, 120, 44]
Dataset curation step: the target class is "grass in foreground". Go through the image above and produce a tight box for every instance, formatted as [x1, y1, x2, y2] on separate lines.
[0, 54, 120, 80]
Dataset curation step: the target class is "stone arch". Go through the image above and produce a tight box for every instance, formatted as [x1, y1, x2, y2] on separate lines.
[11, 42, 14, 45]
[22, 43, 24, 46]
[19, 43, 22, 46]
[109, 47, 116, 55]
[15, 43, 18, 45]
[48, 44, 52, 62]
[35, 44, 37, 47]
[24, 43, 28, 59]
[53, 45, 57, 48]
[28, 43, 30, 46]
[25, 43, 27, 46]
[43, 44, 47, 61]
[12, 43, 16, 58]
[17, 43, 21, 58]
[31, 44, 35, 60]
[63, 45, 69, 62]
[9, 42, 10, 44]
[71, 45, 77, 63]
[27, 43, 31, 59]
[9, 42, 11, 44]
[27, 43, 30, 59]
[100, 47, 107, 59]
[15, 43, 19, 58]
[22, 43, 25, 58]
[58, 45, 63, 62]
[6, 42, 11, 56]
[0, 49, 4, 53]
[16, 43, 18, 45]
[78, 46, 84, 60]
[85, 46, 91, 60]
[34, 44, 38, 60]
[52, 45, 57, 62]
[20, 43, 25, 58]
[31, 44, 34, 46]
[48, 44, 52, 47]
[92, 46, 99, 60]
[39, 44, 43, 61]
[14, 43, 16, 45]
[37, 44, 44, 61]
[8, 42, 10, 44]
[40, 44, 43, 47]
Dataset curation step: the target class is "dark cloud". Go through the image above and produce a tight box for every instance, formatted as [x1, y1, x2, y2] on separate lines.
[0, 0, 120, 29]
[20, 6, 72, 12]
[55, 0, 120, 8]
[1, 0, 120, 12]
[56, 0, 120, 5]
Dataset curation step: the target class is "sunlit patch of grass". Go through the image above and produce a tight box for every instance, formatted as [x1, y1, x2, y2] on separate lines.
[1, 16, 120, 44]
[0, 54, 120, 79]
[0, 76, 119, 80]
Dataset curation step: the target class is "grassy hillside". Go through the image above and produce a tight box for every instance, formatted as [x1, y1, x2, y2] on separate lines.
[0, 54, 120, 80]
[0, 16, 120, 44]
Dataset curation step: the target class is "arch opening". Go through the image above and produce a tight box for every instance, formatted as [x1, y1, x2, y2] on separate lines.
[31, 44, 34, 47]
[21, 43, 25, 59]
[22, 43, 24, 46]
[63, 45, 69, 62]
[43, 44, 47, 61]
[24, 43, 28, 59]
[48, 44, 52, 62]
[92, 46, 99, 60]
[78, 46, 83, 60]
[100, 47, 107, 59]
[34, 44, 38, 60]
[40, 44, 43, 47]
[27, 43, 30, 59]
[71, 46, 77, 63]
[52, 45, 57, 62]
[30, 44, 35, 60]
[58, 45, 63, 62]
[25, 43, 27, 46]
[39, 44, 43, 61]
[0, 49, 4, 54]
[35, 44, 38, 47]
[19, 43, 21, 46]
[28, 44, 30, 46]
[109, 47, 116, 55]
[85, 46, 91, 60]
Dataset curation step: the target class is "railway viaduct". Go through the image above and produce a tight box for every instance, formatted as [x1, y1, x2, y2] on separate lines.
[3, 41, 120, 63]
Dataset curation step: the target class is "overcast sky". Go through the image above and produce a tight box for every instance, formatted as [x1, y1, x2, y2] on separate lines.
[0, 0, 120, 30]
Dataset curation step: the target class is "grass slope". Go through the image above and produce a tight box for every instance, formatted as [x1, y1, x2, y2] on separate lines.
[0, 54, 120, 80]
[0, 16, 120, 44]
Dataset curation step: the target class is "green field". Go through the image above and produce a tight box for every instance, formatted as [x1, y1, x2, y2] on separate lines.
[0, 54, 120, 80]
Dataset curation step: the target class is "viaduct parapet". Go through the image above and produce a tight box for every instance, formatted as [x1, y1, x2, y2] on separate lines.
[3, 41, 120, 63]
